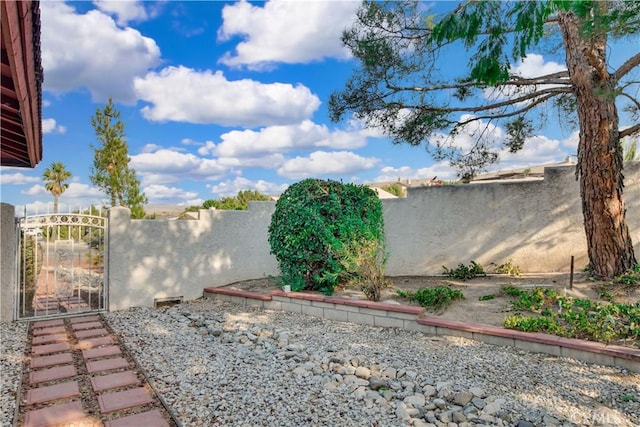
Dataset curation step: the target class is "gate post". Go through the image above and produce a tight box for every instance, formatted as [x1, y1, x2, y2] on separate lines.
[1, 203, 16, 322]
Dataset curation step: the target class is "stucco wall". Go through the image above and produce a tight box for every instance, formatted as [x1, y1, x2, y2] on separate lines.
[107, 202, 279, 311]
[1, 203, 16, 321]
[106, 163, 639, 310]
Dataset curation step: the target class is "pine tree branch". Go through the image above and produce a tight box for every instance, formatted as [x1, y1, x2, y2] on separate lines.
[386, 87, 569, 114]
[618, 92, 640, 111]
[620, 124, 640, 139]
[614, 53, 640, 82]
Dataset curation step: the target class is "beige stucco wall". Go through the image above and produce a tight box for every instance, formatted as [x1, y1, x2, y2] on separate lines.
[107, 202, 279, 311]
[385, 163, 639, 275]
[1, 203, 16, 321]
[103, 163, 638, 310]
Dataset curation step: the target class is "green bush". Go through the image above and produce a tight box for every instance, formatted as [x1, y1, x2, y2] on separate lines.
[268, 179, 385, 295]
[204, 190, 271, 210]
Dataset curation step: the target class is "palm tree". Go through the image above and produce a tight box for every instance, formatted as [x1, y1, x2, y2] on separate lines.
[43, 162, 71, 213]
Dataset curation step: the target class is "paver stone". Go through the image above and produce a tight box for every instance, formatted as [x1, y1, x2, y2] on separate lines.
[104, 409, 169, 427]
[29, 365, 77, 384]
[86, 357, 129, 373]
[23, 401, 85, 427]
[98, 387, 153, 413]
[91, 371, 140, 392]
[26, 381, 80, 405]
[30, 352, 73, 368]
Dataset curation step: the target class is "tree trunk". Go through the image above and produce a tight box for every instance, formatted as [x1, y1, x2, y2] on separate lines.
[558, 10, 637, 278]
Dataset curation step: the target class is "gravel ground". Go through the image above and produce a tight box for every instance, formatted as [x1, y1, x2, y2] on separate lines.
[1, 321, 28, 427]
[2, 299, 638, 426]
[105, 299, 639, 427]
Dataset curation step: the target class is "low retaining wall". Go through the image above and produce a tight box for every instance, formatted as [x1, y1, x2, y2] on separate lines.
[203, 287, 640, 373]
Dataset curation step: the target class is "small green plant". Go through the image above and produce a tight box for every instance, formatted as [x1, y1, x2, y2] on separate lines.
[501, 285, 525, 297]
[443, 261, 486, 280]
[503, 286, 640, 344]
[479, 294, 495, 301]
[596, 286, 614, 302]
[397, 286, 464, 312]
[503, 314, 562, 334]
[615, 264, 640, 286]
[506, 286, 560, 312]
[620, 393, 638, 403]
[493, 259, 521, 276]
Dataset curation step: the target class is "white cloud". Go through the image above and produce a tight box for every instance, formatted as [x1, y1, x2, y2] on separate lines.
[560, 131, 579, 151]
[216, 154, 286, 169]
[40, 1, 161, 103]
[21, 182, 107, 213]
[484, 54, 567, 102]
[0, 171, 41, 185]
[207, 120, 366, 158]
[143, 184, 199, 204]
[42, 118, 66, 134]
[134, 66, 320, 127]
[218, 0, 356, 69]
[511, 54, 566, 78]
[130, 148, 229, 186]
[498, 133, 576, 167]
[93, 0, 148, 26]
[277, 151, 379, 179]
[208, 177, 288, 198]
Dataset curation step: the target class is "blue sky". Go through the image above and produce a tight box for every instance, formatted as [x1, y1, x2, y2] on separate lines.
[1, 0, 636, 214]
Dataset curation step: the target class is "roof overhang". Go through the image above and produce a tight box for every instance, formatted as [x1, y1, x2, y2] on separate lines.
[1, 0, 43, 168]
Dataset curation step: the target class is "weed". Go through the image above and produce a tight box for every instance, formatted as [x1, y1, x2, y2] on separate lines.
[595, 284, 615, 302]
[479, 294, 495, 301]
[336, 237, 390, 301]
[501, 285, 525, 298]
[504, 314, 562, 334]
[443, 261, 486, 280]
[620, 393, 638, 403]
[615, 264, 640, 286]
[493, 260, 521, 276]
[397, 286, 464, 312]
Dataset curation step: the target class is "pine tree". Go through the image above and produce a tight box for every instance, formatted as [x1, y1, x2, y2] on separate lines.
[330, 1, 639, 278]
[90, 98, 147, 218]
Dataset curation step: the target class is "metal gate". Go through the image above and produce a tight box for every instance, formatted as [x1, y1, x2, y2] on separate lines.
[15, 211, 107, 320]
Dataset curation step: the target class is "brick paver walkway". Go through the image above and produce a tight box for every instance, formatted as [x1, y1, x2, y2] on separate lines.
[17, 315, 177, 427]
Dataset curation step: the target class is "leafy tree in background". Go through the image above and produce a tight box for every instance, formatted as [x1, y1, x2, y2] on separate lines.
[203, 190, 271, 210]
[42, 161, 71, 213]
[623, 138, 639, 161]
[90, 98, 147, 219]
[330, 0, 639, 278]
[381, 183, 406, 197]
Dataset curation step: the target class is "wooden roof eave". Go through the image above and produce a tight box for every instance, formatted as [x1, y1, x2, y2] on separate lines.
[1, 0, 42, 168]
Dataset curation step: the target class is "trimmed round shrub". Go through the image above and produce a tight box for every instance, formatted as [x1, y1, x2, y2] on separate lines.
[268, 179, 385, 295]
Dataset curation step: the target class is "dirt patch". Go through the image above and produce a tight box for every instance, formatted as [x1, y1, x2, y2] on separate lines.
[223, 272, 639, 332]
